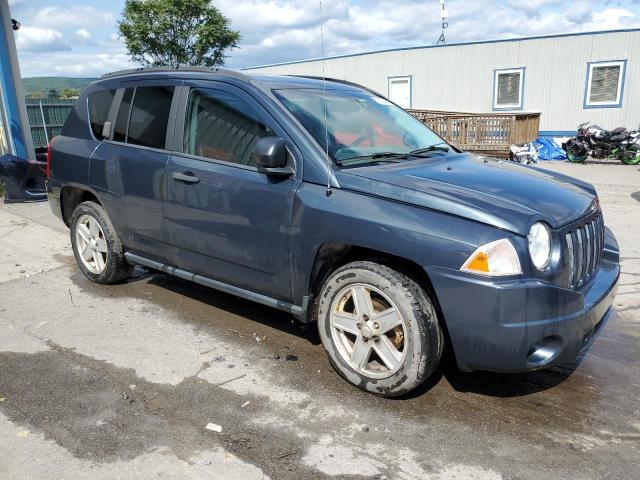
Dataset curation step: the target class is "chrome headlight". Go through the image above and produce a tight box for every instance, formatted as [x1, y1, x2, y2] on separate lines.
[528, 222, 552, 271]
[461, 239, 522, 276]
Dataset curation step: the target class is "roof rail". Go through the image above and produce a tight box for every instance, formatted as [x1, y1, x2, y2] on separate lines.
[99, 65, 247, 80]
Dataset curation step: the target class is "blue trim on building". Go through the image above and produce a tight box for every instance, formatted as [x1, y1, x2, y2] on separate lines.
[583, 59, 627, 109]
[492, 67, 525, 111]
[0, 19, 28, 157]
[244, 28, 640, 70]
[387, 75, 412, 109]
[538, 130, 576, 137]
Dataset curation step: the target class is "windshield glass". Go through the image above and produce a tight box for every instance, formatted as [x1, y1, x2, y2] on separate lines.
[273, 88, 446, 165]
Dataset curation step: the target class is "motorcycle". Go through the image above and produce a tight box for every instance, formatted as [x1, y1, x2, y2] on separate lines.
[562, 122, 635, 164]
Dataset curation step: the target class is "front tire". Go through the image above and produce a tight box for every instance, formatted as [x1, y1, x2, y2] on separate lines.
[565, 140, 588, 163]
[317, 261, 443, 397]
[70, 201, 132, 284]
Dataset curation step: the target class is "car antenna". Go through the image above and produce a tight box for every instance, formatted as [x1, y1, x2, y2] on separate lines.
[320, 1, 332, 197]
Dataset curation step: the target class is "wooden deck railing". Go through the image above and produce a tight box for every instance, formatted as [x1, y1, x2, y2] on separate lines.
[407, 109, 540, 157]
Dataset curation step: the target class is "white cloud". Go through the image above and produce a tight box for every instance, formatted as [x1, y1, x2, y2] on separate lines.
[217, 0, 640, 68]
[76, 29, 91, 40]
[18, 51, 134, 78]
[14, 26, 70, 53]
[566, 1, 594, 24]
[589, 8, 635, 29]
[505, 0, 565, 15]
[8, 0, 640, 75]
[28, 6, 115, 30]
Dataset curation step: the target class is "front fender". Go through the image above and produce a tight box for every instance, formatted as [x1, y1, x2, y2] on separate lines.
[290, 182, 516, 304]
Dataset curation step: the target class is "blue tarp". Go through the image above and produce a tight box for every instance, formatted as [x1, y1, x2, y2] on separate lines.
[533, 137, 567, 161]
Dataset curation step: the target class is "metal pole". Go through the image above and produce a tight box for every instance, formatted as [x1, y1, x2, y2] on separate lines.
[437, 0, 448, 45]
[0, 0, 35, 158]
[38, 100, 49, 144]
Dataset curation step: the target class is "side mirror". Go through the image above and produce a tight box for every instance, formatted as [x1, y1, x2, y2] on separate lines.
[252, 137, 293, 177]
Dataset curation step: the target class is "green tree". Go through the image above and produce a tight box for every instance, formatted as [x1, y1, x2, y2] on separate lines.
[47, 88, 59, 99]
[61, 88, 80, 98]
[118, 0, 240, 68]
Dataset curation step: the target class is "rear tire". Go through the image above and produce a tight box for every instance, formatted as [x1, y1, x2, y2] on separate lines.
[316, 261, 443, 397]
[620, 146, 640, 165]
[70, 201, 132, 284]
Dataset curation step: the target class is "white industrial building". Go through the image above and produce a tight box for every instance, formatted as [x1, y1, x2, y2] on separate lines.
[244, 29, 640, 138]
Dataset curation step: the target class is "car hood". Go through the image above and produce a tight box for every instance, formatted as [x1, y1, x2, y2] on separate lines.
[336, 152, 597, 236]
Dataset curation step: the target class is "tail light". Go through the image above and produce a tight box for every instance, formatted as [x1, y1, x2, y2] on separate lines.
[46, 139, 53, 177]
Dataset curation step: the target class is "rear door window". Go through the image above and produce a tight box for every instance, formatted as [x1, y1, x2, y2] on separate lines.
[88, 89, 116, 139]
[113, 88, 134, 143]
[183, 88, 272, 166]
[127, 86, 174, 149]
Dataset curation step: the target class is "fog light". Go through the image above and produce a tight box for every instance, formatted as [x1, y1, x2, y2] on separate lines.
[526, 336, 562, 366]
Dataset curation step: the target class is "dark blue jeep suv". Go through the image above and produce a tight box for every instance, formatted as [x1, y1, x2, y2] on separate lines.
[47, 67, 620, 397]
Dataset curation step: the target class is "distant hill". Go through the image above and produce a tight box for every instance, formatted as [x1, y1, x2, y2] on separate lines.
[22, 77, 97, 97]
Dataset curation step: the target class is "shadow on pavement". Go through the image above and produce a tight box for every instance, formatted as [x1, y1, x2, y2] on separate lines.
[124, 269, 582, 400]
[131, 270, 321, 346]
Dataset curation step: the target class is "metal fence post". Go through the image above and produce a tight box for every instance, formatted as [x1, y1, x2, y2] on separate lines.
[38, 100, 49, 145]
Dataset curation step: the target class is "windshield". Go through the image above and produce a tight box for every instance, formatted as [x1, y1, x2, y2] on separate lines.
[273, 88, 446, 165]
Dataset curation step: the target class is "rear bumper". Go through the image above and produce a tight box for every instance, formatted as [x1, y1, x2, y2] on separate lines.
[46, 178, 64, 224]
[426, 237, 620, 373]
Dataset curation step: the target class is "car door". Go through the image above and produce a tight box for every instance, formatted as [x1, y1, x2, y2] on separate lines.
[90, 80, 180, 262]
[165, 82, 300, 302]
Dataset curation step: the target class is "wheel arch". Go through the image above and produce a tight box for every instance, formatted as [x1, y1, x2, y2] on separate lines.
[309, 243, 431, 296]
[60, 185, 103, 227]
[307, 242, 454, 357]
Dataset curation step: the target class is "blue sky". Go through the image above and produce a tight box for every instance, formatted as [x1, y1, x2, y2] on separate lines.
[9, 0, 640, 77]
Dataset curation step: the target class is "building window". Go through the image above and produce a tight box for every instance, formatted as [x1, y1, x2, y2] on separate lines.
[493, 68, 524, 110]
[388, 76, 412, 109]
[584, 60, 626, 109]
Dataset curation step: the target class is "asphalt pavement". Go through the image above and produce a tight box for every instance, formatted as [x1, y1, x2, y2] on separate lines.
[0, 160, 638, 479]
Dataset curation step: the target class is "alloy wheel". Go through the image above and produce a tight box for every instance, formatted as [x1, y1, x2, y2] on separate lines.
[75, 214, 108, 274]
[330, 283, 407, 379]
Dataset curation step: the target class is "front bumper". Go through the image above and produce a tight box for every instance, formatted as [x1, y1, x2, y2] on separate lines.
[426, 231, 620, 373]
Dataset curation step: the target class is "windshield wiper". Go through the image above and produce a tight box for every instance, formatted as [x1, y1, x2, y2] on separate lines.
[370, 152, 410, 160]
[337, 144, 451, 167]
[409, 144, 450, 157]
[337, 152, 409, 166]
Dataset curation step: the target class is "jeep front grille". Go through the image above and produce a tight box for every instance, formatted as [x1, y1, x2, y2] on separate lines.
[565, 214, 604, 289]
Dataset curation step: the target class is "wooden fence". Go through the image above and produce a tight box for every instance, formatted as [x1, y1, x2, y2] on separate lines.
[408, 109, 540, 157]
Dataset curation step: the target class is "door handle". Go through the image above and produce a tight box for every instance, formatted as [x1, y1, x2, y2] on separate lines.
[172, 172, 200, 184]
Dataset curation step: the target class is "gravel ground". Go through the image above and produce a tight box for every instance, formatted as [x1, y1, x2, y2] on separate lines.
[0, 160, 638, 480]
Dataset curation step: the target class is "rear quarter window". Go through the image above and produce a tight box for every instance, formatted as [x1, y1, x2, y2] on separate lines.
[88, 89, 116, 139]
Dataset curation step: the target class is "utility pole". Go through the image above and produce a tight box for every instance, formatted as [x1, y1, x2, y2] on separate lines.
[436, 0, 448, 45]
